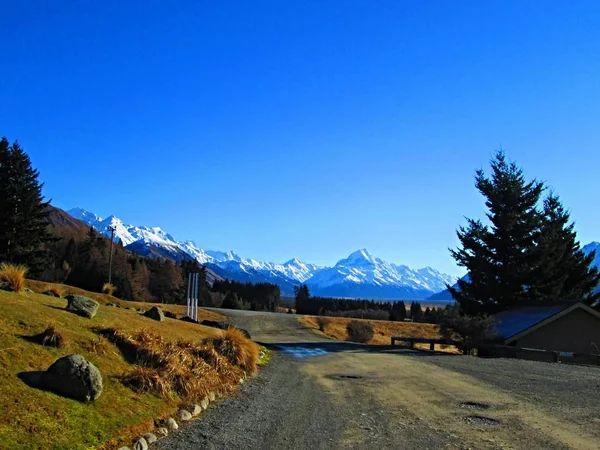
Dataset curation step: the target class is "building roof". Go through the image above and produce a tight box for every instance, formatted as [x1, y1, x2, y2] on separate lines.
[493, 303, 600, 343]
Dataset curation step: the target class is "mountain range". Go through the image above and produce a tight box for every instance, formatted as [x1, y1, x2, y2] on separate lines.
[67, 207, 458, 299]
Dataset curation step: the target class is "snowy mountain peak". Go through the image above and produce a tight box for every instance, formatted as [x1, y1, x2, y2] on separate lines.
[69, 207, 102, 224]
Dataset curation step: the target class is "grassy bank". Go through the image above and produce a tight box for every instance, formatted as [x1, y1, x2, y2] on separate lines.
[0, 284, 254, 449]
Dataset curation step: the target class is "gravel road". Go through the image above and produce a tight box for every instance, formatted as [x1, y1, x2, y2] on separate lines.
[156, 310, 600, 450]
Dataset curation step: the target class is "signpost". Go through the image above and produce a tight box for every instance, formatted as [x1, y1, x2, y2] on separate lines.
[186, 272, 199, 321]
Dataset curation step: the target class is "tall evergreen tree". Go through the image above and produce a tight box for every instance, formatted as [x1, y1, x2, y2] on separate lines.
[450, 151, 599, 314]
[530, 194, 600, 305]
[0, 138, 52, 273]
[294, 284, 310, 313]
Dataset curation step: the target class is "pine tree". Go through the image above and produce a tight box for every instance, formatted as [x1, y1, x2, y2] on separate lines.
[450, 151, 544, 314]
[294, 284, 310, 313]
[0, 138, 52, 273]
[531, 194, 600, 305]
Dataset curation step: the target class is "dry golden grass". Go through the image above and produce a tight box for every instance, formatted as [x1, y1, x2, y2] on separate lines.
[37, 325, 67, 348]
[209, 327, 261, 375]
[102, 282, 116, 295]
[45, 285, 64, 297]
[25, 279, 226, 322]
[0, 262, 28, 293]
[0, 283, 235, 449]
[301, 315, 456, 352]
[99, 328, 244, 401]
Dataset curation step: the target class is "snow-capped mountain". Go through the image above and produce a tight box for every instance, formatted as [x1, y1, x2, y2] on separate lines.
[67, 207, 457, 298]
[306, 249, 457, 299]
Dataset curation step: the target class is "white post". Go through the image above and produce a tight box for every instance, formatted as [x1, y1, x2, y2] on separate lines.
[186, 273, 192, 318]
[194, 272, 200, 321]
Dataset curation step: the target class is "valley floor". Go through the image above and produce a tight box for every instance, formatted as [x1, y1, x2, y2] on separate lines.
[157, 310, 600, 450]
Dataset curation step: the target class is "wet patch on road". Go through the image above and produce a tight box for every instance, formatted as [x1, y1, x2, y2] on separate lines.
[276, 345, 329, 359]
[328, 374, 364, 380]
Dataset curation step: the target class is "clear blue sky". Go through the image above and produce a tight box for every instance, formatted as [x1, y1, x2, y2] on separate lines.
[1, 1, 599, 276]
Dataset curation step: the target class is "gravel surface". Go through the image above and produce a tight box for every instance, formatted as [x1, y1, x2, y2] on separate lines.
[155, 309, 600, 450]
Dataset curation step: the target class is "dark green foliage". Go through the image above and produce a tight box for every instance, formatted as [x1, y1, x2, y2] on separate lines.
[0, 138, 53, 274]
[212, 279, 280, 311]
[410, 301, 423, 321]
[437, 305, 499, 354]
[450, 151, 600, 314]
[294, 284, 310, 313]
[346, 320, 374, 343]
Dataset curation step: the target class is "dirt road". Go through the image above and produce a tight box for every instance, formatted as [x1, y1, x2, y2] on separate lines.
[156, 310, 600, 450]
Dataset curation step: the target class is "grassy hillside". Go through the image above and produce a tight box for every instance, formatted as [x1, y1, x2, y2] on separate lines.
[0, 284, 240, 450]
[300, 315, 458, 352]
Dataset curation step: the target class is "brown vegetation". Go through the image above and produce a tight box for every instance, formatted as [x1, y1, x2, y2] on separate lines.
[97, 327, 252, 400]
[316, 316, 330, 331]
[209, 327, 261, 375]
[0, 262, 28, 293]
[36, 324, 67, 348]
[102, 282, 116, 296]
[346, 320, 374, 343]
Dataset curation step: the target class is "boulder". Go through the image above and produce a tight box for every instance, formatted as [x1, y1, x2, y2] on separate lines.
[65, 295, 99, 319]
[156, 427, 169, 437]
[178, 409, 192, 421]
[143, 432, 157, 444]
[167, 417, 179, 432]
[144, 306, 165, 322]
[132, 437, 148, 450]
[43, 354, 103, 401]
[191, 404, 202, 416]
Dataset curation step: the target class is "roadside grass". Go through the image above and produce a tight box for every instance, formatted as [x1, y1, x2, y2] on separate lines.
[25, 279, 225, 322]
[300, 315, 459, 352]
[0, 283, 238, 450]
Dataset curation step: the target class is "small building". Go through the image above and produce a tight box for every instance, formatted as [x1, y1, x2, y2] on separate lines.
[494, 303, 600, 356]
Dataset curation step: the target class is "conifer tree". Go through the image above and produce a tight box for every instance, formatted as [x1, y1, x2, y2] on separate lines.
[450, 151, 544, 314]
[0, 138, 52, 273]
[294, 284, 310, 313]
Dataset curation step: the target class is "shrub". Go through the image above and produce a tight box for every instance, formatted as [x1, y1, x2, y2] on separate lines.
[0, 263, 28, 293]
[437, 306, 499, 354]
[210, 327, 260, 375]
[101, 283, 116, 295]
[346, 320, 374, 343]
[37, 325, 67, 348]
[316, 316, 330, 331]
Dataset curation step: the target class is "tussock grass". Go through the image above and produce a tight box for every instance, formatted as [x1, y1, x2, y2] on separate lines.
[45, 285, 64, 297]
[98, 328, 244, 400]
[316, 316, 330, 331]
[0, 262, 28, 293]
[37, 324, 68, 348]
[80, 336, 109, 355]
[102, 282, 116, 295]
[209, 327, 260, 375]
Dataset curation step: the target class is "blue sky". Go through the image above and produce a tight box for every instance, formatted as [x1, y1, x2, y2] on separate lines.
[1, 1, 599, 276]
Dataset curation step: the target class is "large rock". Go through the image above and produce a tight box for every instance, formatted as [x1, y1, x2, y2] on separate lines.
[144, 306, 165, 322]
[200, 320, 228, 329]
[43, 354, 103, 401]
[65, 295, 99, 319]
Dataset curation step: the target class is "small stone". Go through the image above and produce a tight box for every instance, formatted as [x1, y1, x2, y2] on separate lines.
[178, 409, 192, 421]
[143, 433, 157, 444]
[156, 427, 169, 437]
[200, 397, 209, 410]
[208, 391, 216, 402]
[24, 288, 34, 294]
[167, 417, 178, 431]
[117, 447, 131, 450]
[239, 378, 244, 384]
[191, 404, 202, 416]
[132, 437, 148, 450]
